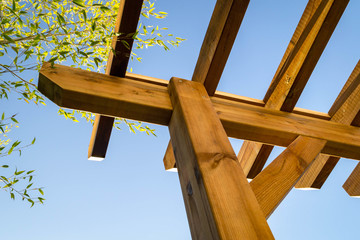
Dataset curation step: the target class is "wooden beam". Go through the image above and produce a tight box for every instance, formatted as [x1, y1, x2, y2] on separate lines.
[192, 0, 249, 94]
[168, 77, 274, 239]
[237, 0, 349, 178]
[88, 115, 114, 160]
[38, 63, 360, 161]
[343, 162, 360, 197]
[163, 0, 250, 171]
[252, 60, 360, 216]
[250, 136, 326, 218]
[88, 0, 143, 160]
[296, 60, 360, 189]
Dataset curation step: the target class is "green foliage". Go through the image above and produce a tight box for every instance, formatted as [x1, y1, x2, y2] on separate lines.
[0, 0, 184, 205]
[0, 114, 42, 205]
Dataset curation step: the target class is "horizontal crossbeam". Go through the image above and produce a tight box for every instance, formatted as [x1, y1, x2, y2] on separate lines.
[38, 63, 360, 160]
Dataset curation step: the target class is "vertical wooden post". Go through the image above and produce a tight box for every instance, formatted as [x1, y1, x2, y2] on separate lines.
[168, 78, 274, 239]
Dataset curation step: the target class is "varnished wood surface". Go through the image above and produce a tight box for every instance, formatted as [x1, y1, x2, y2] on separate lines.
[89, 0, 144, 160]
[238, 0, 349, 178]
[163, 0, 250, 171]
[296, 60, 360, 188]
[192, 0, 249, 95]
[250, 136, 326, 218]
[343, 162, 360, 197]
[38, 63, 360, 161]
[168, 77, 273, 239]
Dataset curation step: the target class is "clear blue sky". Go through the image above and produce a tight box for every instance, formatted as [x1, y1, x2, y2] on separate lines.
[2, 0, 360, 239]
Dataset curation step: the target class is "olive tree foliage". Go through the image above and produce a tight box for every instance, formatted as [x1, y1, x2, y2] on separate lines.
[0, 0, 185, 206]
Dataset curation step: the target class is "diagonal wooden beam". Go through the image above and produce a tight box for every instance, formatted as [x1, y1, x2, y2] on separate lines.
[163, 0, 250, 171]
[296, 61, 360, 189]
[250, 136, 326, 218]
[168, 77, 274, 239]
[38, 63, 360, 161]
[251, 60, 360, 217]
[343, 162, 360, 197]
[238, 0, 349, 179]
[88, 0, 143, 160]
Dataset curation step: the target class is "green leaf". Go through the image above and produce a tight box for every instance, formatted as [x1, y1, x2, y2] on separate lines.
[15, 170, 25, 175]
[11, 117, 18, 123]
[91, 21, 96, 31]
[2, 34, 15, 43]
[39, 188, 44, 195]
[72, 0, 85, 8]
[81, 10, 87, 22]
[10, 193, 15, 200]
[31, 138, 36, 144]
[28, 199, 34, 207]
[1, 165, 9, 168]
[100, 6, 110, 12]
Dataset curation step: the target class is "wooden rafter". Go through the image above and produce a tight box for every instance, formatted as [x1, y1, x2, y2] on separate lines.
[296, 60, 360, 189]
[250, 59, 360, 217]
[238, 0, 349, 179]
[88, 0, 143, 160]
[39, 63, 360, 161]
[168, 78, 273, 239]
[343, 162, 360, 197]
[163, 0, 250, 171]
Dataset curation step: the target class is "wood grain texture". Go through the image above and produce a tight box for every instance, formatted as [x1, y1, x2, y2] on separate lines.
[168, 78, 273, 239]
[250, 136, 326, 218]
[89, 0, 144, 160]
[192, 0, 249, 95]
[343, 162, 360, 197]
[238, 0, 349, 178]
[163, 0, 250, 171]
[296, 60, 360, 189]
[38, 63, 360, 161]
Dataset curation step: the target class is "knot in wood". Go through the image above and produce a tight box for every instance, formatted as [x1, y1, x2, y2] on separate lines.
[209, 153, 236, 169]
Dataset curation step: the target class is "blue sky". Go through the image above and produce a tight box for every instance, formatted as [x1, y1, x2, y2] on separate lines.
[2, 0, 360, 239]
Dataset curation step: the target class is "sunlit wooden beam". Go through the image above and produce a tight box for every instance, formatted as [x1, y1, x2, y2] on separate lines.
[250, 136, 326, 218]
[39, 63, 360, 161]
[168, 78, 274, 239]
[163, 0, 250, 171]
[296, 60, 360, 189]
[238, 0, 349, 179]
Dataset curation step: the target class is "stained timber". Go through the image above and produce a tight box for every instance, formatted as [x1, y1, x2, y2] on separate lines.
[238, 0, 349, 178]
[250, 136, 326, 218]
[39, 63, 360, 161]
[168, 78, 273, 239]
[89, 0, 143, 160]
[296, 60, 360, 189]
[163, 0, 250, 171]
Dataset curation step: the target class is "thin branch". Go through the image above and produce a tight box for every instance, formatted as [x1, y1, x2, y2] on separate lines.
[0, 64, 37, 87]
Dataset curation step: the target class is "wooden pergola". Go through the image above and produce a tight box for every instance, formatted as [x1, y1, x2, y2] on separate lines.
[38, 0, 360, 238]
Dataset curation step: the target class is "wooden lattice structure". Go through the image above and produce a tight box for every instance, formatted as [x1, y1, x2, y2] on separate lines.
[38, 0, 360, 238]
